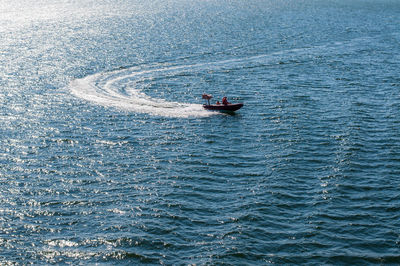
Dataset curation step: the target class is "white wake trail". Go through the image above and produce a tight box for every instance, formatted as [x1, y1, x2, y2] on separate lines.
[70, 39, 369, 118]
[69, 68, 212, 118]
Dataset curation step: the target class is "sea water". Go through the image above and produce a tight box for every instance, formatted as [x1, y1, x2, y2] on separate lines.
[1, 0, 400, 264]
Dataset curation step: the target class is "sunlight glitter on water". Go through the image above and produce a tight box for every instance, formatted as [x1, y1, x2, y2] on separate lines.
[2, 0, 400, 264]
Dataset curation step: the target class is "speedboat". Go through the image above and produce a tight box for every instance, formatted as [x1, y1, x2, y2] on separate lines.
[202, 94, 243, 112]
[203, 103, 244, 111]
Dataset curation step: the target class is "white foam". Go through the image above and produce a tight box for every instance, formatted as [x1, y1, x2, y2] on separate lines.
[69, 67, 213, 118]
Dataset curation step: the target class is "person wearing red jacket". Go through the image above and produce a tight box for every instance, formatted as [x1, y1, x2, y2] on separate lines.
[222, 97, 230, 105]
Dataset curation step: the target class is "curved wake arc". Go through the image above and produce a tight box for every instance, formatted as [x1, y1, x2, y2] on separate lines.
[70, 38, 371, 118]
[69, 67, 212, 118]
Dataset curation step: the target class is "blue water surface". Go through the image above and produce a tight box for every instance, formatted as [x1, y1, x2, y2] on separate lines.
[1, 0, 400, 264]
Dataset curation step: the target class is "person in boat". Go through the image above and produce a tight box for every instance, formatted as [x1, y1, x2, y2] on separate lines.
[216, 101, 220, 105]
[222, 97, 230, 105]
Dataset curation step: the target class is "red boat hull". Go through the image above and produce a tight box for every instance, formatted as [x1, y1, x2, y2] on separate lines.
[203, 103, 243, 112]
